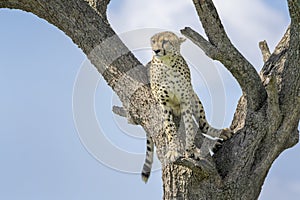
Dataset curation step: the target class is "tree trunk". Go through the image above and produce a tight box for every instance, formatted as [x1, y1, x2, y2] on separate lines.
[1, 0, 299, 199]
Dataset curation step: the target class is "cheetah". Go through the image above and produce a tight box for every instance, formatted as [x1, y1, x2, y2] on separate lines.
[141, 31, 233, 183]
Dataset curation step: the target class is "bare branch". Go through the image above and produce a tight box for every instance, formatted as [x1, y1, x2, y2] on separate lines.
[259, 40, 271, 63]
[184, 0, 267, 111]
[112, 105, 139, 125]
[174, 157, 219, 179]
[181, 27, 218, 59]
[280, 0, 300, 132]
[260, 27, 289, 87]
[112, 106, 127, 118]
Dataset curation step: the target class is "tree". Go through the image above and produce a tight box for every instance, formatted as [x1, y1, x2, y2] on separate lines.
[1, 0, 299, 199]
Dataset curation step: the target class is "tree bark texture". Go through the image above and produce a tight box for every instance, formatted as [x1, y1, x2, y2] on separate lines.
[1, 0, 299, 199]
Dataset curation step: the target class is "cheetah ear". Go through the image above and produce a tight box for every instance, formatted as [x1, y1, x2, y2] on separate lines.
[179, 37, 186, 44]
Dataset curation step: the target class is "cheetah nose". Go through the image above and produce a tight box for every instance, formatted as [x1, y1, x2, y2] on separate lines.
[153, 49, 161, 54]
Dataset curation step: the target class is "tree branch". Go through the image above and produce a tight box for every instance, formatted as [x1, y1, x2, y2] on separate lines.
[259, 40, 271, 63]
[183, 0, 267, 111]
[260, 27, 289, 86]
[174, 157, 219, 179]
[112, 105, 139, 125]
[280, 0, 300, 133]
[180, 27, 219, 59]
[84, 0, 111, 22]
[112, 106, 127, 117]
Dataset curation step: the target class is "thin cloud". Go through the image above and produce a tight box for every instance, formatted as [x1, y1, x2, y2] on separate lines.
[108, 0, 289, 68]
[108, 0, 202, 33]
[214, 0, 289, 68]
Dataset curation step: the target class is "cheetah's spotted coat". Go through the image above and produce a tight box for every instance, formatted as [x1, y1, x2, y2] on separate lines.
[141, 31, 232, 183]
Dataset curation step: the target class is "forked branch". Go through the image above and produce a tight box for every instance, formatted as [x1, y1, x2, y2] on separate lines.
[182, 0, 267, 111]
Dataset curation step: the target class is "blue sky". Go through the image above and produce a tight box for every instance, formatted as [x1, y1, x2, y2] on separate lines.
[0, 0, 299, 199]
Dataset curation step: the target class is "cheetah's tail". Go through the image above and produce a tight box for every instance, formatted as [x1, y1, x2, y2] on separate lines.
[141, 134, 154, 183]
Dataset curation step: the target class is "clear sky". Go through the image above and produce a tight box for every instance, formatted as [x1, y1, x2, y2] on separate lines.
[0, 0, 299, 199]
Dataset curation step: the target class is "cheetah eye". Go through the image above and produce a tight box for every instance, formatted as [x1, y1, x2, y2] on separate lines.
[151, 40, 156, 44]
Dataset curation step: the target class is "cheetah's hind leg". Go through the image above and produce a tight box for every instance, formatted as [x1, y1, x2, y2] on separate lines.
[191, 92, 234, 152]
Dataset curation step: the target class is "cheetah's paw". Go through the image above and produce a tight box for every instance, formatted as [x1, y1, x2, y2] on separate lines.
[185, 147, 201, 160]
[219, 128, 233, 141]
[165, 150, 182, 163]
[212, 128, 234, 153]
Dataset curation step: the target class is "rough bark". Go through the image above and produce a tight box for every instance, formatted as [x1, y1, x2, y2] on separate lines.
[1, 0, 299, 200]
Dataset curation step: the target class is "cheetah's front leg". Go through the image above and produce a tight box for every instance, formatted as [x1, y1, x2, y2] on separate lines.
[181, 101, 201, 159]
[162, 106, 182, 163]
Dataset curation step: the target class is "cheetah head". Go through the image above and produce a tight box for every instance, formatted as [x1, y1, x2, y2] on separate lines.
[150, 31, 186, 58]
